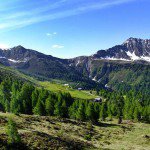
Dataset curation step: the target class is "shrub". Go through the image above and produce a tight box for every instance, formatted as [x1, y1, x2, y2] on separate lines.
[84, 134, 92, 141]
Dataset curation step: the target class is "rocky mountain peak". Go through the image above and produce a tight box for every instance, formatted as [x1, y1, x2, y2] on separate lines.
[123, 37, 150, 46]
[92, 37, 150, 62]
[123, 37, 138, 44]
[122, 37, 150, 57]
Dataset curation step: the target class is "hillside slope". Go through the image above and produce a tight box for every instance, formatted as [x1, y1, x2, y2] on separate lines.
[0, 112, 150, 150]
[0, 46, 99, 89]
[0, 63, 96, 100]
[72, 59, 150, 94]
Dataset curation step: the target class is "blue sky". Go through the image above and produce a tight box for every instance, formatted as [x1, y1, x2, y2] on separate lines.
[0, 0, 149, 58]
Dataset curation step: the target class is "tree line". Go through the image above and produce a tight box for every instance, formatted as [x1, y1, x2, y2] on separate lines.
[0, 78, 149, 124]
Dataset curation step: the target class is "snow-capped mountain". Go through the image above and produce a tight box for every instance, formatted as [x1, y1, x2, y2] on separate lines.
[0, 37, 149, 90]
[0, 38, 150, 67]
[92, 37, 150, 62]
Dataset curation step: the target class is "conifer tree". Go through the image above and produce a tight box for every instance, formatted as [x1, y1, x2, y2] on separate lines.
[61, 100, 68, 117]
[32, 89, 39, 108]
[116, 96, 124, 124]
[45, 96, 55, 116]
[7, 118, 21, 145]
[86, 103, 96, 123]
[5, 99, 10, 112]
[20, 83, 34, 114]
[99, 103, 107, 121]
[133, 106, 140, 121]
[54, 99, 63, 117]
[10, 91, 21, 115]
[69, 100, 79, 119]
[76, 103, 86, 121]
[33, 99, 45, 116]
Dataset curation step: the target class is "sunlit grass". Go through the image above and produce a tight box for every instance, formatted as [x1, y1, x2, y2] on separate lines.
[39, 81, 97, 100]
[0, 112, 150, 150]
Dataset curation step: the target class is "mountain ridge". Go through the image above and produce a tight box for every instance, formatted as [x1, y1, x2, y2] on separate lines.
[0, 37, 150, 63]
[0, 37, 150, 91]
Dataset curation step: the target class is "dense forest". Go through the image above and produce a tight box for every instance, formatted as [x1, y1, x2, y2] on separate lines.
[0, 75, 149, 124]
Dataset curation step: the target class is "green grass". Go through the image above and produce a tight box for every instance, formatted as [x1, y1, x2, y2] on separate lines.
[0, 112, 150, 150]
[0, 64, 97, 100]
[39, 81, 97, 100]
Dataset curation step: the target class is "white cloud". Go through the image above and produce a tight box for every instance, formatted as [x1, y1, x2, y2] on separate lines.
[46, 32, 57, 37]
[0, 0, 137, 32]
[52, 44, 64, 49]
[46, 33, 52, 36]
[0, 43, 9, 49]
[53, 32, 57, 35]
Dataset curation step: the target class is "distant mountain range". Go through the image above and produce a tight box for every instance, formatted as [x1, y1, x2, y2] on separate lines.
[0, 37, 150, 91]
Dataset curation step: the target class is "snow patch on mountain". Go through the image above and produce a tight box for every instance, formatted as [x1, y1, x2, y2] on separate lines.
[126, 51, 150, 62]
[92, 76, 97, 81]
[101, 56, 131, 61]
[76, 60, 81, 66]
[0, 56, 29, 63]
[126, 51, 140, 61]
[140, 56, 150, 62]
[8, 58, 28, 63]
[97, 51, 150, 62]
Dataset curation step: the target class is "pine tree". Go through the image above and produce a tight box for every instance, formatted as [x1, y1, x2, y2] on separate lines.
[123, 98, 130, 119]
[0, 80, 11, 111]
[69, 100, 79, 119]
[5, 99, 10, 112]
[107, 101, 113, 120]
[61, 100, 68, 117]
[33, 99, 45, 115]
[38, 88, 49, 104]
[10, 91, 21, 115]
[7, 118, 21, 145]
[116, 96, 124, 124]
[54, 100, 63, 117]
[32, 89, 39, 108]
[133, 107, 140, 121]
[94, 103, 100, 121]
[142, 106, 150, 122]
[19, 83, 34, 114]
[76, 103, 86, 121]
[45, 96, 55, 116]
[86, 103, 96, 123]
[99, 103, 107, 121]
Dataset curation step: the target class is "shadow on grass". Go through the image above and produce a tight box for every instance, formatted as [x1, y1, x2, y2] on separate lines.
[1, 131, 92, 150]
[31, 131, 93, 150]
[0, 139, 29, 150]
[52, 117, 119, 128]
[96, 122, 119, 127]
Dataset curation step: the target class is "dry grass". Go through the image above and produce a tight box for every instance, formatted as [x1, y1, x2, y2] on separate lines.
[0, 112, 150, 150]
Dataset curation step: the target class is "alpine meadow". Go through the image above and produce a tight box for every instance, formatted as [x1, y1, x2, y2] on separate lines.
[0, 0, 150, 150]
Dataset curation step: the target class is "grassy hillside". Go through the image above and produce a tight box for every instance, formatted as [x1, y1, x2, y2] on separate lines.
[0, 64, 97, 100]
[0, 112, 150, 150]
[39, 81, 97, 100]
